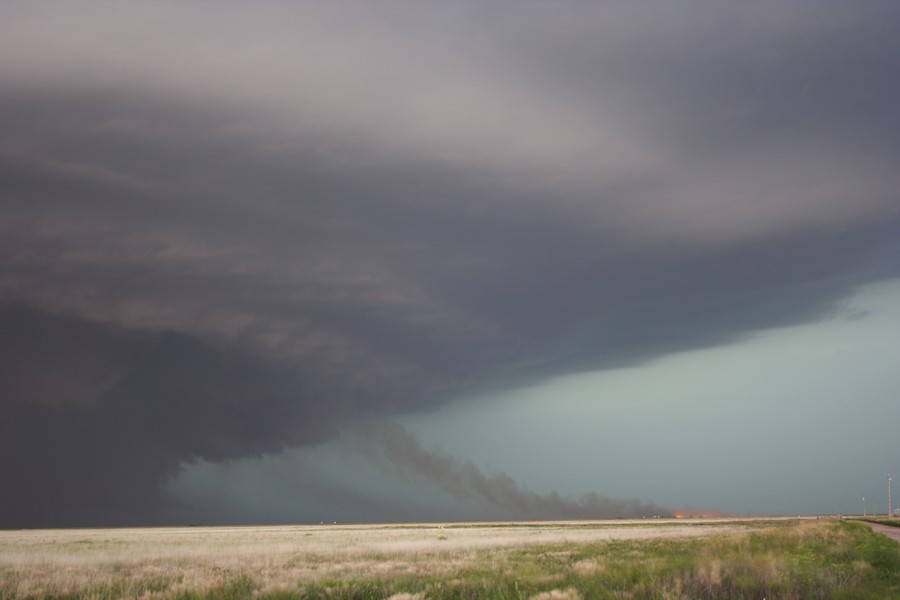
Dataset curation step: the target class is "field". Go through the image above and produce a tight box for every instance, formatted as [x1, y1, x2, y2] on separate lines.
[2, 517, 900, 599]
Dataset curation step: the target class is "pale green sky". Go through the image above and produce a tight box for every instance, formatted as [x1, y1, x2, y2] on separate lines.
[168, 277, 900, 521]
[398, 277, 900, 516]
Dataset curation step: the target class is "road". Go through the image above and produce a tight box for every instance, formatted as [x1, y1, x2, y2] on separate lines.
[865, 522, 900, 543]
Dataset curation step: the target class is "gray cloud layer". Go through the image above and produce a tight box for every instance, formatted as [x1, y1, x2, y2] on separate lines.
[1, 2, 899, 526]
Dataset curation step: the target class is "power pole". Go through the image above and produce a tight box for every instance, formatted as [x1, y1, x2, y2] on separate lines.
[863, 496, 867, 517]
[889, 473, 893, 518]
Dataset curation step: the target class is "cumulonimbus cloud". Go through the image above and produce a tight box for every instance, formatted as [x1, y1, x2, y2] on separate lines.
[1, 1, 899, 526]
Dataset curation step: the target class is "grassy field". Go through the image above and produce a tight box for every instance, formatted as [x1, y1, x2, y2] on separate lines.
[860, 517, 900, 528]
[2, 517, 899, 599]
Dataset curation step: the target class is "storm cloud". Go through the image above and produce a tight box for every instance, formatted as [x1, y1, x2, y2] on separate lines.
[1, 2, 899, 526]
[353, 422, 672, 519]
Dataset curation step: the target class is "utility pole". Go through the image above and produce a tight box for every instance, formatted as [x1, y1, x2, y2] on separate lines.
[889, 473, 893, 518]
[863, 496, 867, 517]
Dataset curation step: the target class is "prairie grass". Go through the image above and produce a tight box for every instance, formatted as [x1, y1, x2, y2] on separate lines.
[1, 518, 898, 599]
[860, 517, 900, 528]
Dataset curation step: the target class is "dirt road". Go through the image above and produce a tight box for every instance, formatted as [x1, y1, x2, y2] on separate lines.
[865, 522, 900, 542]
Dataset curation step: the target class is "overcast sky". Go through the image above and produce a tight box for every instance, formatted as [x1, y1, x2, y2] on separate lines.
[2, 1, 899, 528]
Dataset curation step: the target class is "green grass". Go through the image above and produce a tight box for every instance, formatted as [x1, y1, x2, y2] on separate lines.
[224, 521, 898, 599]
[3, 520, 900, 599]
[859, 517, 900, 528]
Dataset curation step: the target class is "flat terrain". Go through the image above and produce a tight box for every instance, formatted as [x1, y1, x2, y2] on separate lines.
[2, 517, 898, 599]
[0, 519, 762, 576]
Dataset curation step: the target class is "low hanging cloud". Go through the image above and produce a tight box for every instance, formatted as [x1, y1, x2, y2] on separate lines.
[353, 422, 671, 520]
[0, 306, 343, 527]
[1, 2, 899, 526]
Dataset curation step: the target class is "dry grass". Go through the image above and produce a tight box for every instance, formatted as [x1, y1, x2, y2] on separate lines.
[0, 519, 753, 598]
[1, 517, 890, 599]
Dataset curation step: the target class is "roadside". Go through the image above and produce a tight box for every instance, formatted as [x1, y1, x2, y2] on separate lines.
[864, 522, 900, 543]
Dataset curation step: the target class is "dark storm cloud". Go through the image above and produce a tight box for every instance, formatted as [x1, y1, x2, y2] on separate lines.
[0, 305, 343, 526]
[1, 1, 899, 526]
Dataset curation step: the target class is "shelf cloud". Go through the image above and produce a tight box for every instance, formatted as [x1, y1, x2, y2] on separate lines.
[1, 1, 898, 526]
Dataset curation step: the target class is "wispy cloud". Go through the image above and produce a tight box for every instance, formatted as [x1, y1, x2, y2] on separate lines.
[353, 421, 671, 519]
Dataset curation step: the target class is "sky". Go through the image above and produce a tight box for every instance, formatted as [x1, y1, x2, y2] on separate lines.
[1, 1, 899, 528]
